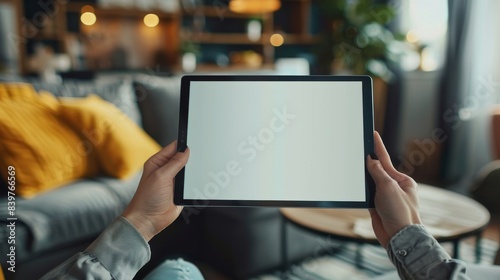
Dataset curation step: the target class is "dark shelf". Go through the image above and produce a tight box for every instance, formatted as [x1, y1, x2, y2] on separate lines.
[183, 32, 268, 45]
[183, 6, 271, 19]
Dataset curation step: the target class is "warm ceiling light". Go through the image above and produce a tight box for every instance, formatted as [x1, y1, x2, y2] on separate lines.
[144, 13, 160, 27]
[81, 12, 96, 26]
[270, 33, 284, 47]
[229, 0, 281, 14]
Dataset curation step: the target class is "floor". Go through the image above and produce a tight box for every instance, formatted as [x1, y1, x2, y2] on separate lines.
[198, 214, 500, 279]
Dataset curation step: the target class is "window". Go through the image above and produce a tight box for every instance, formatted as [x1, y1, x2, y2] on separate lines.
[397, 0, 448, 71]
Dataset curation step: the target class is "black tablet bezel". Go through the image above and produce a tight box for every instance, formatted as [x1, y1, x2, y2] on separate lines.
[175, 75, 375, 208]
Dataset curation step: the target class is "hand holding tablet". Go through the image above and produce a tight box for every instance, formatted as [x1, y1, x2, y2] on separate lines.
[175, 75, 375, 208]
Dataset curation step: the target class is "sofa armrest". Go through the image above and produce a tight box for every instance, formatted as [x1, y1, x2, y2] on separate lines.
[0, 174, 140, 263]
[201, 207, 322, 279]
[471, 160, 500, 213]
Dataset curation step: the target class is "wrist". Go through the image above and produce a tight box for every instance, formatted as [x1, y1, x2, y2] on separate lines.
[122, 211, 157, 242]
[388, 214, 423, 238]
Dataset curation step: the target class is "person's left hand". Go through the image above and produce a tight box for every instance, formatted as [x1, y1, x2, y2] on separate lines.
[366, 132, 421, 248]
[122, 141, 189, 241]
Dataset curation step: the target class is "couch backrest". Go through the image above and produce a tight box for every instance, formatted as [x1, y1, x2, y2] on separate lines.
[133, 75, 182, 147]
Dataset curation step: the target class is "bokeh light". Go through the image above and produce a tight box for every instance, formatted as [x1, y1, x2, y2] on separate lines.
[144, 14, 160, 28]
[80, 12, 96, 26]
[270, 33, 284, 47]
[406, 29, 420, 43]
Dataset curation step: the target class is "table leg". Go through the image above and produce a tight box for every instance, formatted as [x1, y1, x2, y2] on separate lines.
[452, 240, 460, 259]
[281, 215, 288, 272]
[475, 232, 483, 263]
[355, 243, 363, 268]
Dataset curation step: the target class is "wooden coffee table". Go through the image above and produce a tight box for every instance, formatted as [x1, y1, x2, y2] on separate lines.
[280, 184, 490, 266]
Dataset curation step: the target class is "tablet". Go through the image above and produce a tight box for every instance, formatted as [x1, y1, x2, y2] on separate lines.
[175, 75, 375, 208]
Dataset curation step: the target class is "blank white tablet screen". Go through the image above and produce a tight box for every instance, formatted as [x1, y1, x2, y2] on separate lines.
[184, 81, 366, 201]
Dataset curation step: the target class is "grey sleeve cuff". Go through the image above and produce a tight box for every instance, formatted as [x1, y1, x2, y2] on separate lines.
[86, 216, 151, 280]
[387, 224, 456, 279]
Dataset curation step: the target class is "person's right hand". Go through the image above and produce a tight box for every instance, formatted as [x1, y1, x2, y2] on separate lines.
[367, 131, 422, 248]
[122, 141, 189, 242]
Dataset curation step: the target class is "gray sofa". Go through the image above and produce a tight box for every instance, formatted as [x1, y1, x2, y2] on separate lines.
[0, 74, 321, 279]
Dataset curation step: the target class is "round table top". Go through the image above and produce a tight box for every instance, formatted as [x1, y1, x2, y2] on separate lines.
[280, 184, 491, 244]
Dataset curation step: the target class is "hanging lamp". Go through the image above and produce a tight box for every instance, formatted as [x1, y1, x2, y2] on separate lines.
[229, 0, 281, 14]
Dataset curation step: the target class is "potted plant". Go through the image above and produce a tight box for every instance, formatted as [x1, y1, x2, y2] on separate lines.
[180, 40, 200, 72]
[317, 0, 406, 131]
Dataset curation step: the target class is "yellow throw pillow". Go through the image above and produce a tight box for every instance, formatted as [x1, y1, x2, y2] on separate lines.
[58, 94, 161, 179]
[0, 83, 98, 198]
[0, 82, 37, 100]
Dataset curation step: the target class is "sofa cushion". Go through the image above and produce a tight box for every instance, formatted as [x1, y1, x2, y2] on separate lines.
[31, 78, 142, 126]
[202, 207, 323, 278]
[204, 207, 280, 221]
[0, 83, 99, 197]
[0, 173, 141, 262]
[133, 75, 181, 146]
[0, 75, 141, 127]
[58, 94, 161, 179]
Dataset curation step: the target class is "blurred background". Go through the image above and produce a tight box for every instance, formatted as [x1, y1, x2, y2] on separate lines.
[1, 0, 500, 277]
